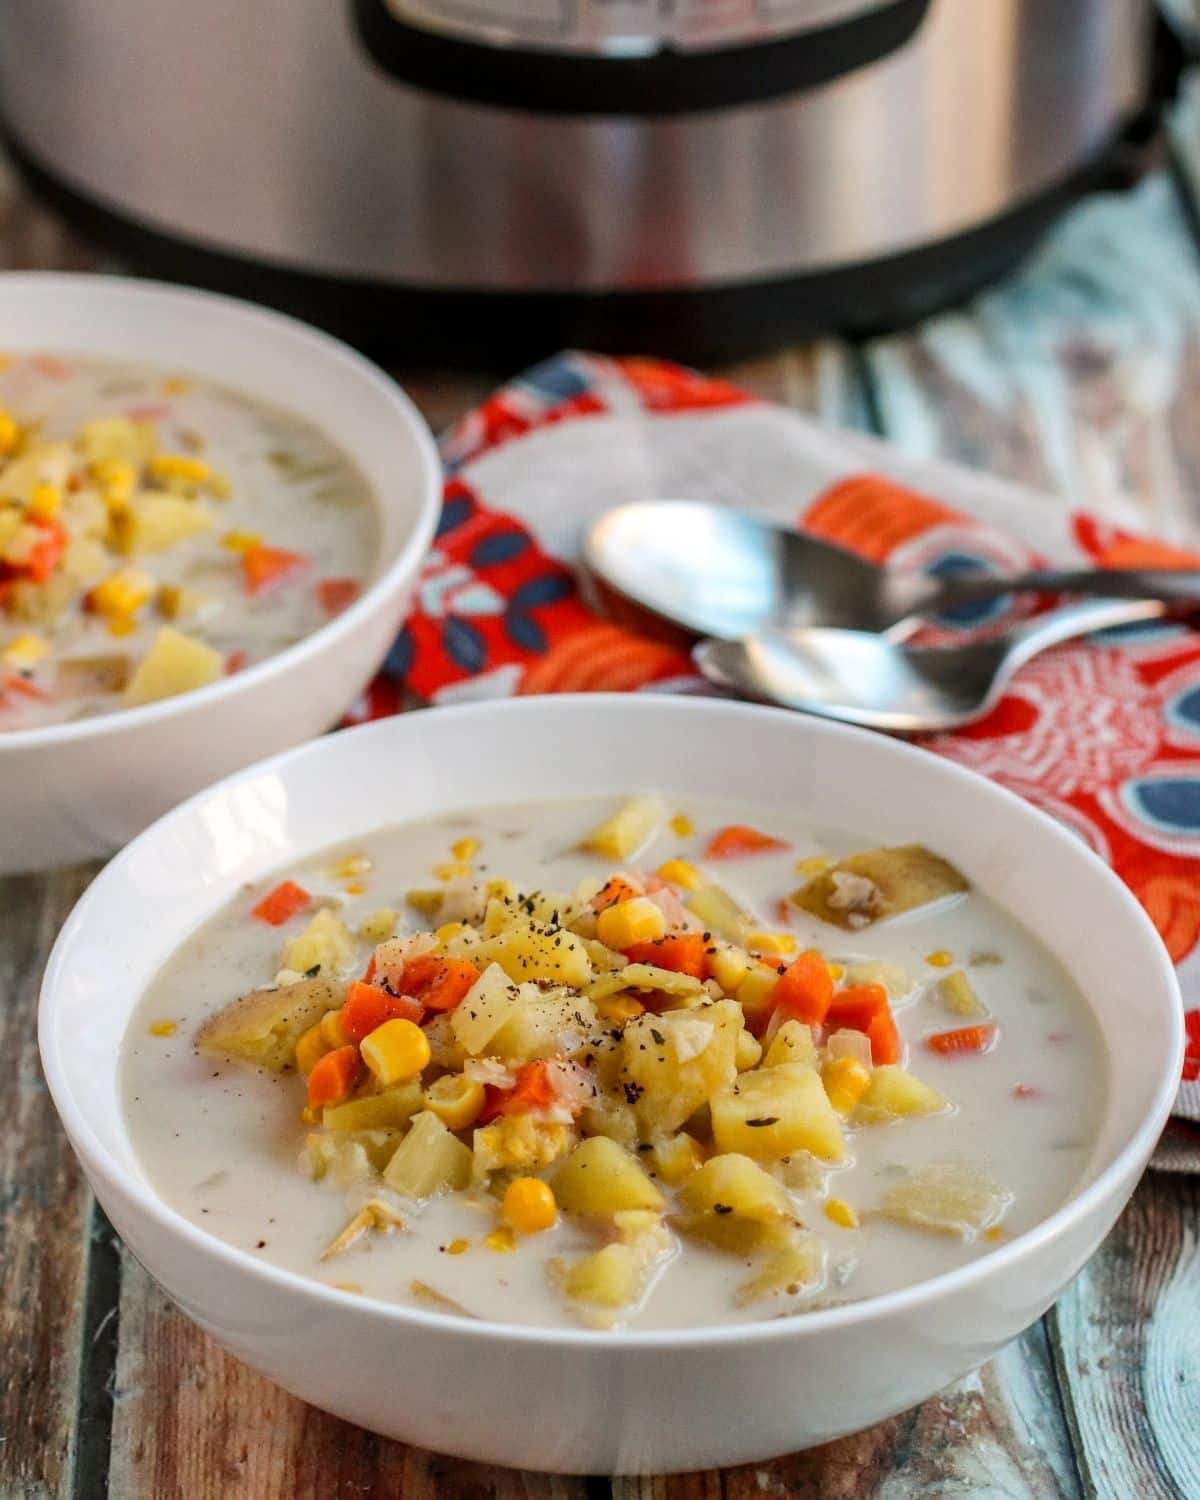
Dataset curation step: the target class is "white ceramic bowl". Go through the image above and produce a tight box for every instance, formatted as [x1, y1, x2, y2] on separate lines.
[0, 273, 440, 872]
[39, 696, 1183, 1474]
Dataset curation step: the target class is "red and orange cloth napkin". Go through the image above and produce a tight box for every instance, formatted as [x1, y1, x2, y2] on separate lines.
[349, 354, 1200, 1168]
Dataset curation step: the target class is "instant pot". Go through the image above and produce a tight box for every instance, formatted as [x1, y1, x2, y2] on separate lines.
[0, 0, 1157, 359]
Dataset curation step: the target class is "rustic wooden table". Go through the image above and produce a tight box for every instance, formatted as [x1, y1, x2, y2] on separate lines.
[2, 149, 1199, 1499]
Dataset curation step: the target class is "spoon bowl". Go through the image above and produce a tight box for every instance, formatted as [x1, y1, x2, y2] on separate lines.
[696, 599, 1175, 732]
[587, 499, 1200, 640]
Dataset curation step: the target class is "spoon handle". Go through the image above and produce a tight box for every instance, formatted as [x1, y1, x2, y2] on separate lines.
[927, 566, 1200, 610]
[1000, 597, 1172, 671]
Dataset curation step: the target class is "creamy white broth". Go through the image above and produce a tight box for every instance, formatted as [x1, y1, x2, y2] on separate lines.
[0, 354, 376, 729]
[122, 796, 1107, 1330]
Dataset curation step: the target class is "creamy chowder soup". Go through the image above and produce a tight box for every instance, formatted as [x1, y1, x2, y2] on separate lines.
[123, 795, 1106, 1331]
[0, 355, 376, 729]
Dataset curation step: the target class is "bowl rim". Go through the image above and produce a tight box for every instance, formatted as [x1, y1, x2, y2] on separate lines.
[0, 272, 442, 751]
[39, 693, 1186, 1350]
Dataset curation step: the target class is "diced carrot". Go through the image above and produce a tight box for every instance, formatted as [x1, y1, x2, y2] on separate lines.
[622, 932, 710, 980]
[826, 982, 900, 1064]
[772, 949, 834, 1025]
[24, 517, 68, 583]
[340, 980, 425, 1042]
[306, 1044, 361, 1110]
[593, 875, 639, 912]
[704, 824, 790, 859]
[241, 544, 310, 596]
[865, 1007, 902, 1065]
[251, 879, 312, 926]
[926, 1024, 998, 1056]
[317, 577, 361, 616]
[1, 673, 49, 702]
[482, 1060, 559, 1122]
[397, 954, 481, 1013]
[825, 982, 889, 1030]
[225, 649, 248, 675]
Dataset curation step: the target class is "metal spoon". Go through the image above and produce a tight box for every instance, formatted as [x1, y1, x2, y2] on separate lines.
[585, 500, 1200, 639]
[695, 599, 1174, 732]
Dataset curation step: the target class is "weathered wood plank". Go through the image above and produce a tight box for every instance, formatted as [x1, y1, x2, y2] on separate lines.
[858, 169, 1200, 545]
[0, 867, 97, 1500]
[609, 1323, 1080, 1500]
[1050, 1172, 1200, 1500]
[108, 1251, 587, 1500]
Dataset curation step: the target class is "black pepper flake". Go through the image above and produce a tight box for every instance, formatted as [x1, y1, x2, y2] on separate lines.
[649, 1027, 665, 1046]
[622, 1081, 644, 1104]
[304, 964, 322, 978]
[713, 1203, 733, 1215]
[746, 1117, 779, 1127]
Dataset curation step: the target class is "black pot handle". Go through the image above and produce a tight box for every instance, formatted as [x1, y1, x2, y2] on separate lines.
[351, 0, 932, 117]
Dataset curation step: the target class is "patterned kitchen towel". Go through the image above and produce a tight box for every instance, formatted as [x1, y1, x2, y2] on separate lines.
[347, 353, 1200, 1168]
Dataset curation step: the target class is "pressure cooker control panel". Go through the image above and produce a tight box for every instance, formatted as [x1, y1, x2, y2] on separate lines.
[352, 0, 931, 113]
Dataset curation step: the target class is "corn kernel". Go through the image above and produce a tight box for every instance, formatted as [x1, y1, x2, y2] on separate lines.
[451, 836, 479, 862]
[822, 1056, 872, 1114]
[925, 950, 954, 968]
[359, 908, 396, 943]
[331, 1281, 363, 1294]
[650, 1133, 705, 1184]
[344, 882, 365, 896]
[595, 992, 645, 1024]
[447, 1238, 470, 1256]
[984, 1226, 1007, 1243]
[502, 1177, 558, 1234]
[436, 921, 468, 945]
[107, 613, 138, 638]
[148, 1020, 177, 1038]
[2, 633, 48, 670]
[361, 1017, 431, 1085]
[433, 862, 471, 882]
[670, 813, 695, 837]
[0, 410, 19, 454]
[595, 894, 666, 949]
[407, 888, 444, 917]
[320, 1008, 349, 1048]
[746, 930, 798, 957]
[295, 1020, 331, 1075]
[825, 1198, 860, 1230]
[485, 1226, 516, 1252]
[796, 854, 834, 876]
[329, 853, 372, 879]
[424, 1072, 486, 1130]
[161, 376, 192, 396]
[657, 857, 703, 891]
[221, 529, 263, 553]
[300, 1105, 321, 1126]
[149, 452, 210, 484]
[827, 963, 845, 981]
[88, 567, 156, 620]
[27, 483, 61, 519]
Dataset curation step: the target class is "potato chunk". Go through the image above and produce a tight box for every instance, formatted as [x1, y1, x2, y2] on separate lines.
[880, 1161, 1011, 1238]
[196, 976, 341, 1070]
[281, 908, 356, 978]
[736, 1235, 825, 1306]
[622, 999, 742, 1135]
[553, 1136, 666, 1216]
[852, 1065, 947, 1124]
[123, 626, 223, 707]
[791, 845, 968, 930]
[473, 920, 593, 988]
[489, 988, 597, 1062]
[677, 1153, 791, 1221]
[581, 795, 664, 861]
[383, 1111, 473, 1198]
[115, 492, 213, 555]
[710, 1065, 845, 1163]
[450, 963, 521, 1055]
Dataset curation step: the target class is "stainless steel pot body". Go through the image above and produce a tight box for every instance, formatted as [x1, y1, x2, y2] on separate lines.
[0, 0, 1149, 294]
